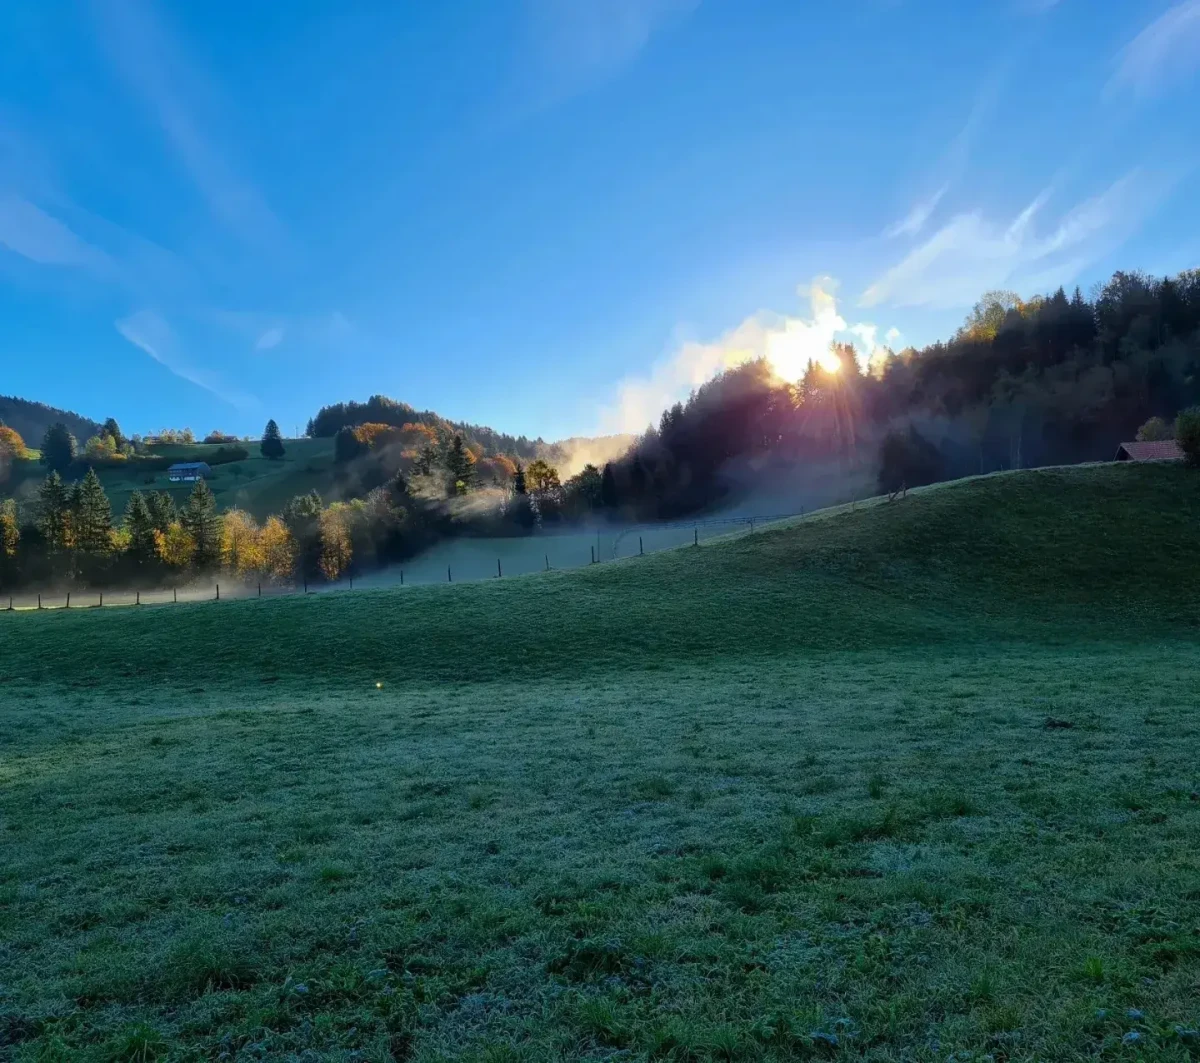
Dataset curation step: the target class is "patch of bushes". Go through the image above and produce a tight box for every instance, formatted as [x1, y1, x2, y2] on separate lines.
[1175, 407, 1200, 467]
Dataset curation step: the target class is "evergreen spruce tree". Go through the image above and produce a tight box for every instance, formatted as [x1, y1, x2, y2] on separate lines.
[71, 468, 113, 554]
[509, 463, 535, 529]
[600, 463, 619, 509]
[261, 419, 286, 459]
[37, 472, 72, 551]
[181, 480, 222, 568]
[40, 423, 77, 474]
[102, 418, 125, 447]
[124, 491, 158, 563]
[147, 491, 177, 533]
[446, 434, 473, 495]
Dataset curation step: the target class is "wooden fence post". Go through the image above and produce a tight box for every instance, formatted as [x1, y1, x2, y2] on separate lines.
[99, 592, 103, 608]
[447, 565, 452, 583]
[215, 584, 220, 601]
[590, 545, 595, 564]
[136, 590, 140, 606]
[545, 554, 549, 571]
[400, 570, 404, 586]
[349, 577, 353, 591]
[173, 588, 177, 604]
[258, 582, 262, 598]
[66, 592, 70, 608]
[639, 536, 643, 555]
[37, 593, 41, 610]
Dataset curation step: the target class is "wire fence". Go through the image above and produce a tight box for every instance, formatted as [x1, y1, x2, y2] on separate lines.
[0, 512, 802, 614]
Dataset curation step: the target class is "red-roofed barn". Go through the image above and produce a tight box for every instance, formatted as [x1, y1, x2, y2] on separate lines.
[1114, 440, 1184, 462]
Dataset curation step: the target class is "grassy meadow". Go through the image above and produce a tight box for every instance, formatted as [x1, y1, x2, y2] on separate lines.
[1, 463, 1199, 1061]
[6, 438, 335, 520]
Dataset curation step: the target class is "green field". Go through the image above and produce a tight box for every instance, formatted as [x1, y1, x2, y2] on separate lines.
[5, 438, 336, 519]
[2, 464, 1199, 1061]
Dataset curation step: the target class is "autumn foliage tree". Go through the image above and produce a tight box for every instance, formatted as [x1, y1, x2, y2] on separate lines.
[318, 505, 352, 580]
[221, 509, 264, 578]
[259, 516, 296, 582]
[0, 425, 29, 461]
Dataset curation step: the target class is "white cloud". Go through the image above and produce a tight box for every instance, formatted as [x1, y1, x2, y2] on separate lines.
[883, 184, 947, 239]
[861, 171, 1165, 309]
[116, 309, 258, 411]
[525, 0, 697, 88]
[211, 309, 352, 351]
[1109, 0, 1200, 99]
[89, 0, 284, 250]
[885, 327, 902, 346]
[255, 326, 284, 351]
[602, 278, 894, 432]
[0, 196, 113, 273]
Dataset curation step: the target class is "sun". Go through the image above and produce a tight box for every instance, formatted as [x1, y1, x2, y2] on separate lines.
[816, 350, 842, 374]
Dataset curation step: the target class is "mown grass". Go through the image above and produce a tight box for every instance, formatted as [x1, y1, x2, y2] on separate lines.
[1, 463, 1199, 1060]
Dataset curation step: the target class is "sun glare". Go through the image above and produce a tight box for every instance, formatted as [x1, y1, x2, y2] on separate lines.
[816, 350, 842, 374]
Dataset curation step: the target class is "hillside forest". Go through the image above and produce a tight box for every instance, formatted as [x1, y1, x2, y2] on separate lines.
[1, 267, 1199, 591]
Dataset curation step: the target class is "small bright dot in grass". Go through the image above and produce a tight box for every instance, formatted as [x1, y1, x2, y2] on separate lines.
[375, 682, 383, 689]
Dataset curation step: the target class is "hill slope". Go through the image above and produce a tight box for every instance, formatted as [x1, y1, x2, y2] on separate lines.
[2, 462, 1199, 1061]
[4, 462, 1197, 684]
[0, 395, 101, 449]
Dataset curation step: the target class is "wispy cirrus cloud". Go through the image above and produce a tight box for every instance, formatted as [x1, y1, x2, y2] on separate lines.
[524, 0, 697, 91]
[88, 0, 284, 251]
[880, 73, 1003, 242]
[116, 309, 258, 412]
[210, 308, 354, 353]
[255, 326, 284, 351]
[1108, 0, 1200, 99]
[862, 170, 1168, 309]
[0, 196, 114, 273]
[883, 184, 948, 240]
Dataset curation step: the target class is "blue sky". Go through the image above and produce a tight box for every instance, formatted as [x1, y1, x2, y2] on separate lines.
[1, 0, 1197, 442]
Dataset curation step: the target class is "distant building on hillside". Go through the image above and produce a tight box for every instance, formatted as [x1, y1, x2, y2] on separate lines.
[1114, 440, 1184, 462]
[167, 461, 212, 483]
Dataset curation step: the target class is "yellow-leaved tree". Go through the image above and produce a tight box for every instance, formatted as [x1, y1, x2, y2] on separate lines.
[0, 499, 19, 559]
[258, 516, 296, 583]
[220, 509, 263, 579]
[0, 425, 29, 462]
[318, 504, 352, 581]
[154, 521, 196, 569]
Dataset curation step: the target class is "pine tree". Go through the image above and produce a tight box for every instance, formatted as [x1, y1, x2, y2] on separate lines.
[124, 491, 158, 563]
[261, 419, 286, 460]
[37, 472, 72, 551]
[146, 491, 177, 533]
[416, 442, 437, 476]
[334, 426, 362, 464]
[40, 423, 77, 474]
[181, 480, 222, 568]
[446, 434, 474, 495]
[629, 458, 647, 503]
[102, 418, 124, 447]
[71, 468, 113, 554]
[600, 463, 619, 509]
[512, 462, 527, 494]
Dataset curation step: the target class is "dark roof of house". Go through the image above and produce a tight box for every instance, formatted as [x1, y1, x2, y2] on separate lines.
[167, 461, 212, 472]
[1115, 440, 1184, 462]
